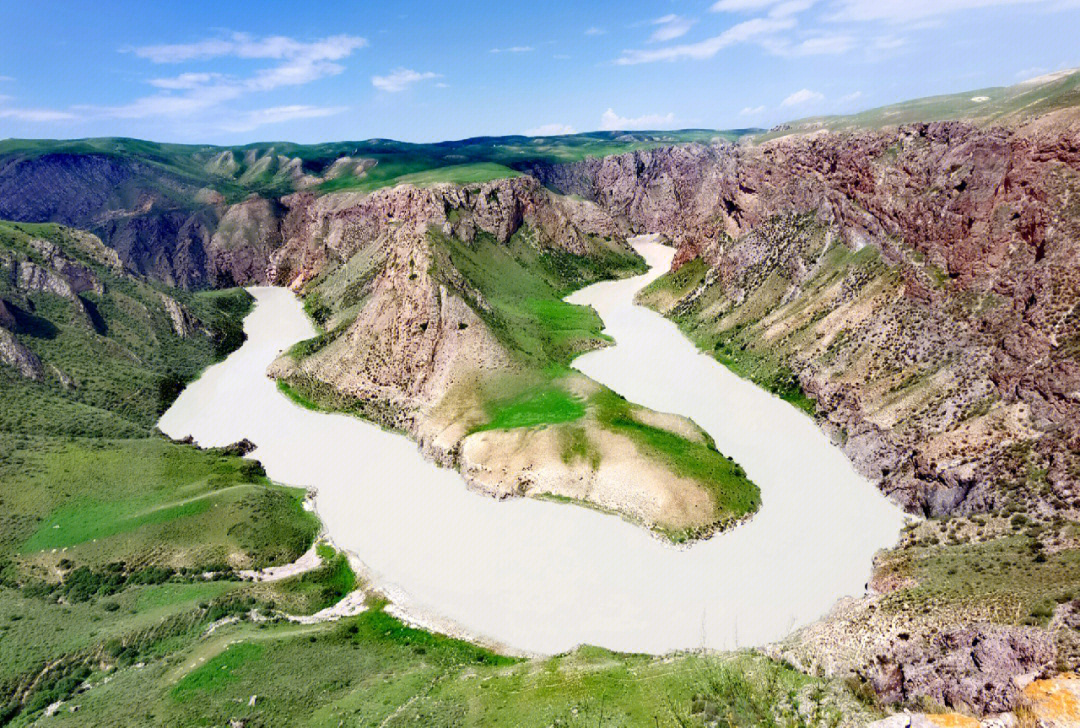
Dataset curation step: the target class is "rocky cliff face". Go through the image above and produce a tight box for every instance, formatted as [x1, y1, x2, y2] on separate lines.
[0, 153, 223, 288]
[266, 175, 624, 433]
[265, 175, 623, 288]
[531, 110, 1080, 517]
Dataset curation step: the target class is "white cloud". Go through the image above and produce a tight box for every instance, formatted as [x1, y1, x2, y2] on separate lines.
[767, 0, 817, 17]
[827, 0, 1080, 22]
[599, 108, 676, 130]
[18, 31, 368, 133]
[148, 72, 223, 90]
[839, 90, 863, 103]
[2, 31, 367, 132]
[585, 27, 606, 36]
[0, 75, 13, 82]
[781, 88, 825, 106]
[740, 105, 767, 115]
[130, 32, 366, 63]
[220, 104, 348, 132]
[649, 15, 696, 42]
[490, 46, 534, 53]
[762, 33, 853, 56]
[525, 123, 577, 136]
[83, 32, 367, 123]
[711, 0, 816, 14]
[615, 17, 795, 64]
[371, 68, 441, 92]
[710, 0, 780, 11]
[0, 104, 77, 122]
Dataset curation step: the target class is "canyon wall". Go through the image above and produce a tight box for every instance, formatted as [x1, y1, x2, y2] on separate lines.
[530, 111, 1080, 516]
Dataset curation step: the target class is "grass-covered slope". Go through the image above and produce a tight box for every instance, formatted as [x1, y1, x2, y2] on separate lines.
[30, 605, 874, 728]
[0, 220, 250, 436]
[0, 219, 329, 725]
[637, 226, 825, 417]
[759, 68, 1080, 141]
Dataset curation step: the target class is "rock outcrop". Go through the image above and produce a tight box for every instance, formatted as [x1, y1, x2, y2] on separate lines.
[267, 176, 624, 431]
[0, 326, 44, 380]
[208, 196, 284, 286]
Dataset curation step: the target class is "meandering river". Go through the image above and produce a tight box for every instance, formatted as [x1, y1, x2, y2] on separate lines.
[159, 237, 905, 655]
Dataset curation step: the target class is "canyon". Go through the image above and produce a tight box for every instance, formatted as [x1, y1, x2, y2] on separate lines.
[3, 70, 1080, 722]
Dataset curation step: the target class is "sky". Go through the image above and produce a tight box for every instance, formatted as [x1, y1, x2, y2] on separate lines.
[1, 0, 1078, 145]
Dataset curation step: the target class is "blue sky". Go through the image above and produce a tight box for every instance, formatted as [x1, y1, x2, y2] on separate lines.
[1, 0, 1078, 144]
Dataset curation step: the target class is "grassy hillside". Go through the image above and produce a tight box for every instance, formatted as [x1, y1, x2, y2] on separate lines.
[0, 220, 249, 436]
[0, 220, 329, 725]
[30, 611, 873, 727]
[759, 68, 1080, 141]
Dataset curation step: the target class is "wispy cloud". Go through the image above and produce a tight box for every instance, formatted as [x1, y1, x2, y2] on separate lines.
[740, 105, 767, 115]
[148, 72, 223, 90]
[6, 31, 369, 132]
[584, 27, 606, 36]
[839, 90, 863, 103]
[827, 0, 1080, 22]
[490, 46, 534, 53]
[649, 15, 696, 43]
[711, 0, 816, 16]
[371, 68, 441, 92]
[0, 75, 13, 83]
[781, 88, 824, 106]
[761, 34, 854, 56]
[525, 122, 577, 136]
[599, 108, 676, 130]
[220, 104, 348, 132]
[615, 17, 794, 64]
[710, 0, 781, 11]
[0, 102, 77, 122]
[129, 33, 366, 64]
[97, 32, 368, 122]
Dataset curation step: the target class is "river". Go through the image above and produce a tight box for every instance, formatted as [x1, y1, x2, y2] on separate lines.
[159, 237, 906, 655]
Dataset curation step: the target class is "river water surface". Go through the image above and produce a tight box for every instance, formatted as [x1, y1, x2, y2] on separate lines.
[159, 237, 905, 655]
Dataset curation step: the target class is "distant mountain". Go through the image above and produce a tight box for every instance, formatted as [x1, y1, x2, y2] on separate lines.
[0, 130, 753, 287]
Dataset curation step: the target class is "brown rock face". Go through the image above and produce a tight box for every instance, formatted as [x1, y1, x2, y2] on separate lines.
[268, 177, 624, 433]
[207, 196, 284, 286]
[533, 111, 1080, 515]
[266, 175, 623, 288]
[874, 624, 1055, 714]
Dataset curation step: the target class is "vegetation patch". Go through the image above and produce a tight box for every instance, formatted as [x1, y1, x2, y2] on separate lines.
[171, 642, 265, 701]
[591, 389, 760, 537]
[2, 436, 317, 571]
[473, 386, 586, 432]
[269, 544, 356, 615]
[427, 227, 633, 367]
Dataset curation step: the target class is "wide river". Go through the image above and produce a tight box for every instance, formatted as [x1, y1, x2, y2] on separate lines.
[159, 237, 905, 655]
